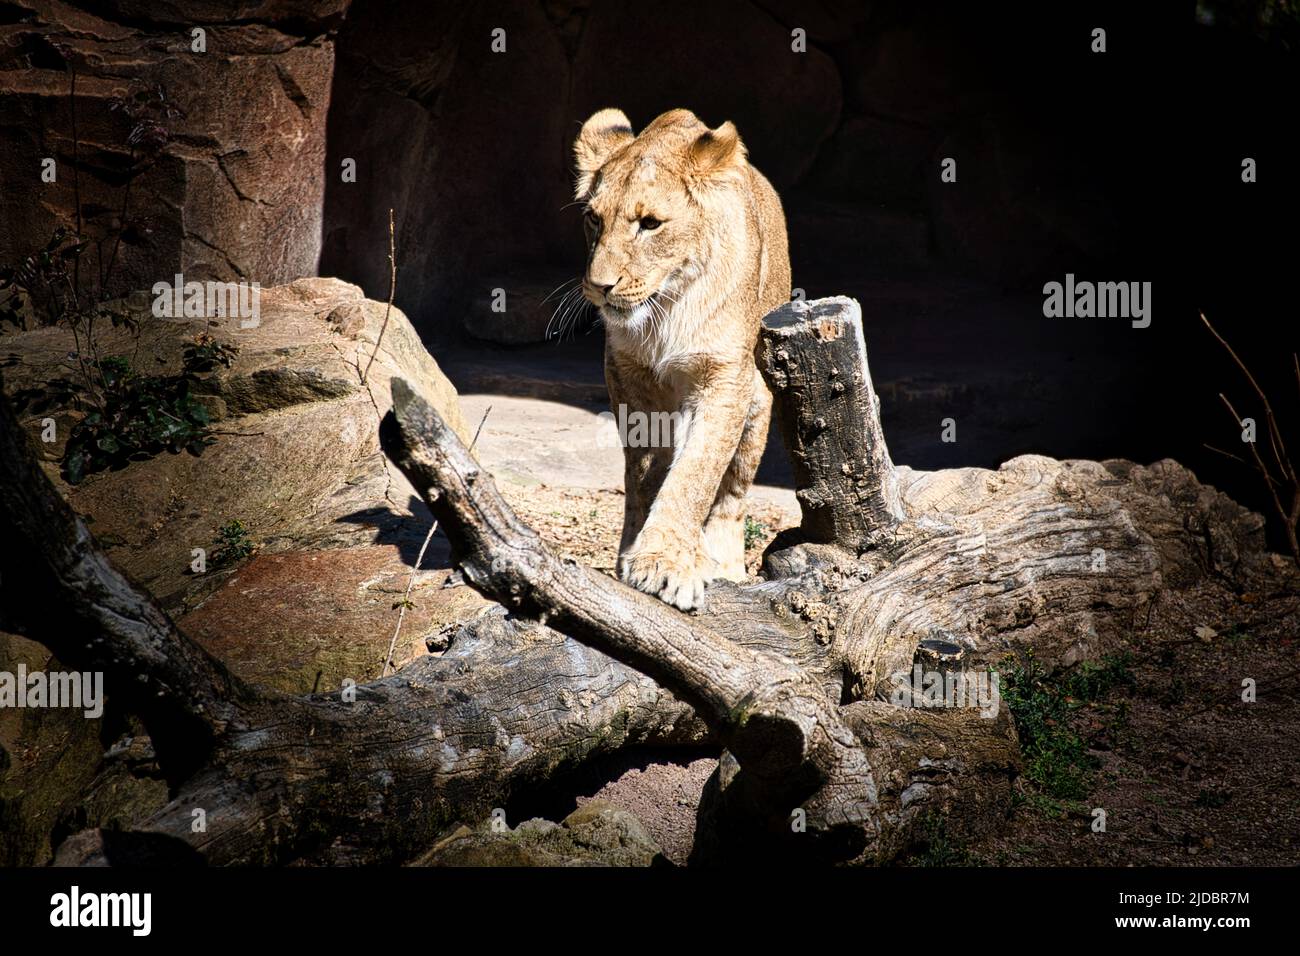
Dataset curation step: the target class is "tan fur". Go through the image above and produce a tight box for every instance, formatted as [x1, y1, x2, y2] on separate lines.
[573, 108, 791, 609]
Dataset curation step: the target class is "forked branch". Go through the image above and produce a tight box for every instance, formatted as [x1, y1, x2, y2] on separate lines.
[1201, 312, 1300, 566]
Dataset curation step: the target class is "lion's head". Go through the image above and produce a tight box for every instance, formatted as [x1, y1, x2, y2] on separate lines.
[572, 108, 750, 328]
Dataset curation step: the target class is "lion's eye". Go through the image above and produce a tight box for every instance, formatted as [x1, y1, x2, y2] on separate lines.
[584, 210, 600, 230]
[639, 216, 662, 232]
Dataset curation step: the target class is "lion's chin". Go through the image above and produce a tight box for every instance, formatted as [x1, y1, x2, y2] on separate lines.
[601, 301, 652, 326]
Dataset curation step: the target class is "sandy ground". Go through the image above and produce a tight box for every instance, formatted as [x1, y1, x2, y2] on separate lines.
[462, 389, 799, 581]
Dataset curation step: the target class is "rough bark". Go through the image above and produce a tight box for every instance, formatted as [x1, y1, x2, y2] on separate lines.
[383, 377, 1029, 862]
[758, 296, 904, 573]
[693, 701, 1019, 864]
[53, 613, 706, 866]
[381, 379, 872, 810]
[0, 374, 706, 865]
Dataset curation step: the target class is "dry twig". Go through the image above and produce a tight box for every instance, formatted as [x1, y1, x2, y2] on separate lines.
[1201, 312, 1300, 566]
[361, 208, 396, 385]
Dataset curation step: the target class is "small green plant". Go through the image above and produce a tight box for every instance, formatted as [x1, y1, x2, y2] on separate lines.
[211, 519, 256, 568]
[1060, 653, 1137, 701]
[905, 814, 974, 867]
[997, 652, 1136, 804]
[743, 515, 767, 551]
[1222, 623, 1252, 643]
[12, 333, 237, 483]
[182, 335, 240, 372]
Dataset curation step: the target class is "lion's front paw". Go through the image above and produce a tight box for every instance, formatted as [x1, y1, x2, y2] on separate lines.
[620, 532, 713, 611]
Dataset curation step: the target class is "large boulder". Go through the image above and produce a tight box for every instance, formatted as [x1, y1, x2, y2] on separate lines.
[1, 277, 481, 690]
[0, 632, 168, 866]
[1, 276, 487, 862]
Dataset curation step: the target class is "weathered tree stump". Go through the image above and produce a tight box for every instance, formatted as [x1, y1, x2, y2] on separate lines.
[0, 296, 1269, 865]
[758, 297, 904, 574]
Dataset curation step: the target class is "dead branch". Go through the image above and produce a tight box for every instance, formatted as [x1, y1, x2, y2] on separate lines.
[382, 378, 873, 809]
[383, 375, 1030, 862]
[1202, 312, 1300, 566]
[361, 208, 397, 385]
[0, 381, 704, 864]
[381, 403, 493, 676]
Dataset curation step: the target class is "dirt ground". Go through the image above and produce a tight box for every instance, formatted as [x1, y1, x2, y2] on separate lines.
[510, 482, 1300, 866]
[962, 572, 1300, 867]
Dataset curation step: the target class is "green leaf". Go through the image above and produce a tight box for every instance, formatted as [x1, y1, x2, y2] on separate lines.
[65, 449, 85, 484]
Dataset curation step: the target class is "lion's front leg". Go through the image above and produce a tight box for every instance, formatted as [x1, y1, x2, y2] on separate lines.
[620, 373, 751, 610]
[620, 520, 714, 611]
[701, 376, 772, 582]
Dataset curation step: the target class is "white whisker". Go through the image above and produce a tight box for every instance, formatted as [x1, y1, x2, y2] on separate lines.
[548, 285, 594, 342]
[542, 276, 581, 304]
[546, 285, 584, 339]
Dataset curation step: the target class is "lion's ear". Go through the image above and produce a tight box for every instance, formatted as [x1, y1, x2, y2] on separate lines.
[573, 108, 634, 198]
[688, 121, 746, 179]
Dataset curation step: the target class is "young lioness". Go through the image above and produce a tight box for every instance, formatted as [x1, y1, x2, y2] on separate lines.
[573, 108, 791, 610]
